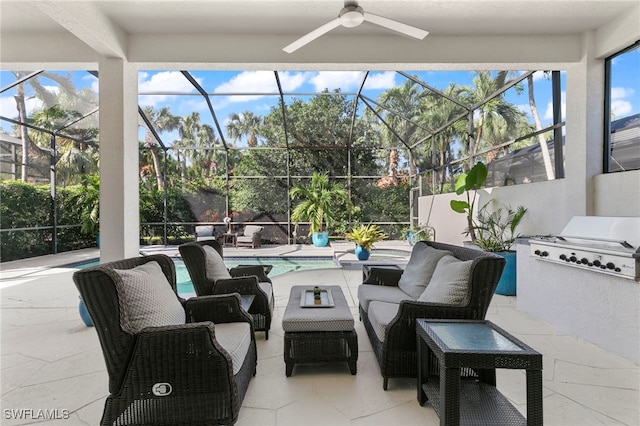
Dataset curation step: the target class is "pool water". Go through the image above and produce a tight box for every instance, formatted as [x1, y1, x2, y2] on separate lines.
[72, 257, 340, 296]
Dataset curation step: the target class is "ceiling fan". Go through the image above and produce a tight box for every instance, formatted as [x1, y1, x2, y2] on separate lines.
[283, 1, 429, 53]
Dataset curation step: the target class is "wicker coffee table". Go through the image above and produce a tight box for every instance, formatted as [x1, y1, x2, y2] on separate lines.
[282, 285, 358, 376]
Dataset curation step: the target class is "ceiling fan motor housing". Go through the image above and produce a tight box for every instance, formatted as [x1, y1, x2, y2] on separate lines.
[339, 6, 364, 27]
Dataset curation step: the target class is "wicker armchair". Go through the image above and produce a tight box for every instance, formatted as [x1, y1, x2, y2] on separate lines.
[73, 254, 256, 426]
[359, 241, 506, 390]
[235, 225, 263, 248]
[179, 240, 274, 339]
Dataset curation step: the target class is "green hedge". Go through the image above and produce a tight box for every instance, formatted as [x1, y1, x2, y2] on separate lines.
[1, 180, 198, 262]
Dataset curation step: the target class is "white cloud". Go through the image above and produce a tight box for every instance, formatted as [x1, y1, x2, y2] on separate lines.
[543, 91, 566, 121]
[138, 71, 198, 107]
[611, 99, 632, 116]
[279, 71, 310, 92]
[310, 71, 365, 92]
[365, 71, 397, 89]
[214, 71, 279, 100]
[0, 95, 43, 119]
[611, 87, 634, 100]
[0, 96, 18, 119]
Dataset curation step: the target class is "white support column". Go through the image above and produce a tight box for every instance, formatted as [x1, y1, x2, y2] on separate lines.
[98, 58, 139, 262]
[565, 30, 604, 216]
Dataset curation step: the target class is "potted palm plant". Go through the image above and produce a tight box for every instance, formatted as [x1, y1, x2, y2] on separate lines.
[474, 202, 528, 295]
[290, 172, 352, 247]
[345, 223, 387, 260]
[450, 161, 488, 243]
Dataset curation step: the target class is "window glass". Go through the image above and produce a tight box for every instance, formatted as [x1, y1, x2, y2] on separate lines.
[605, 42, 640, 172]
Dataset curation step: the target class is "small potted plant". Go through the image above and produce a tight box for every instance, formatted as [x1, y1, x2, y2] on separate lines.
[474, 202, 528, 295]
[345, 223, 387, 261]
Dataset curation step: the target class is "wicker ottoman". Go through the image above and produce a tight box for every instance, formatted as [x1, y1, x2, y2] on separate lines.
[282, 285, 358, 376]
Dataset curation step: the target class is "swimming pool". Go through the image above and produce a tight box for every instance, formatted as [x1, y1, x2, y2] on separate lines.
[71, 257, 340, 296]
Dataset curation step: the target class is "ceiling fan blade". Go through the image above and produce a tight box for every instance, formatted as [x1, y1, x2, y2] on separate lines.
[363, 12, 429, 40]
[283, 18, 342, 53]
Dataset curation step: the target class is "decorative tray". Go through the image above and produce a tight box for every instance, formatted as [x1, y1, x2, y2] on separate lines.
[300, 289, 335, 308]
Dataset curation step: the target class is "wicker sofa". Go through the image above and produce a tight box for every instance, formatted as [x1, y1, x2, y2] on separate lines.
[358, 241, 506, 390]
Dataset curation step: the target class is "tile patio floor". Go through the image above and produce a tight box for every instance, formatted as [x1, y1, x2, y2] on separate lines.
[1, 242, 638, 425]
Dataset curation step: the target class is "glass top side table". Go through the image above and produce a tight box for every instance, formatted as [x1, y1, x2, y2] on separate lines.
[416, 319, 543, 426]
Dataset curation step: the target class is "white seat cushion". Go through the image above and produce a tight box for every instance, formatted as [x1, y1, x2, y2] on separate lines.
[203, 245, 232, 281]
[114, 261, 186, 332]
[258, 281, 274, 311]
[367, 300, 401, 343]
[357, 284, 412, 312]
[397, 244, 451, 299]
[214, 322, 252, 375]
[418, 255, 474, 305]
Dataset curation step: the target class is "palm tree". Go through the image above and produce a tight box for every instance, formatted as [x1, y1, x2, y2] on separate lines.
[174, 112, 220, 180]
[290, 172, 352, 236]
[10, 71, 77, 181]
[466, 71, 522, 167]
[378, 80, 429, 181]
[527, 72, 555, 180]
[141, 106, 180, 190]
[419, 85, 469, 191]
[226, 111, 262, 147]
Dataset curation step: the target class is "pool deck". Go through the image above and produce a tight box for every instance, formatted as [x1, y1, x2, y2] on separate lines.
[1, 242, 638, 425]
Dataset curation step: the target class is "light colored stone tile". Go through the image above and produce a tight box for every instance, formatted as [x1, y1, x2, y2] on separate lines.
[544, 381, 639, 425]
[275, 395, 351, 426]
[542, 392, 627, 426]
[236, 407, 277, 426]
[351, 399, 439, 425]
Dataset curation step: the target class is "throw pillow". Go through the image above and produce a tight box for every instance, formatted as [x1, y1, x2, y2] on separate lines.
[397, 244, 452, 299]
[114, 261, 186, 332]
[418, 255, 474, 305]
[203, 245, 232, 281]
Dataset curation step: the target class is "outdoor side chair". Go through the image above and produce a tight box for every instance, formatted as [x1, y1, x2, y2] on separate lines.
[179, 240, 275, 339]
[73, 254, 257, 426]
[235, 225, 263, 248]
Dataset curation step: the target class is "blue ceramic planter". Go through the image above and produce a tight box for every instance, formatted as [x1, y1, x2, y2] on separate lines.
[79, 296, 94, 327]
[494, 251, 517, 296]
[355, 245, 370, 260]
[312, 231, 329, 247]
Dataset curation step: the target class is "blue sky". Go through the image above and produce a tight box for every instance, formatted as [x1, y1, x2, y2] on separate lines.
[1, 50, 638, 144]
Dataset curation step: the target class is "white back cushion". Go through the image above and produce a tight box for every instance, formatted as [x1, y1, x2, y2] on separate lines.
[397, 244, 451, 299]
[203, 245, 232, 281]
[418, 255, 474, 305]
[114, 261, 185, 332]
[243, 225, 262, 236]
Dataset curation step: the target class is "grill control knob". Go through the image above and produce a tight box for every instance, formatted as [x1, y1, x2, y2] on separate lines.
[593, 260, 601, 267]
[580, 258, 589, 264]
[559, 254, 567, 260]
[541, 251, 549, 257]
[615, 267, 621, 272]
[569, 256, 577, 262]
[534, 250, 541, 255]
[606, 262, 615, 270]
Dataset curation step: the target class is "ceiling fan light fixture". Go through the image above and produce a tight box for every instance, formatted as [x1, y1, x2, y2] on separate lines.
[339, 6, 364, 28]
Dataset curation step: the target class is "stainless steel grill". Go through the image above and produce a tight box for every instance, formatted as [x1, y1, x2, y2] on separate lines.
[529, 216, 640, 280]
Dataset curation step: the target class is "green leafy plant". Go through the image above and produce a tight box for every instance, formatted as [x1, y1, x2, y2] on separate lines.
[450, 162, 488, 242]
[474, 202, 527, 252]
[67, 175, 100, 235]
[344, 223, 387, 251]
[290, 172, 352, 235]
